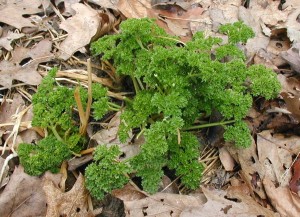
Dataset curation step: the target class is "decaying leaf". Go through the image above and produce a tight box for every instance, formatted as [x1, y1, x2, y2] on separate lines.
[0, 0, 43, 29]
[286, 8, 300, 43]
[91, 112, 141, 160]
[0, 38, 53, 88]
[281, 43, 300, 73]
[88, 0, 119, 10]
[219, 147, 235, 171]
[226, 139, 267, 199]
[0, 31, 24, 51]
[124, 192, 206, 216]
[58, 3, 103, 60]
[117, 0, 151, 18]
[43, 173, 93, 217]
[181, 186, 277, 217]
[290, 156, 300, 194]
[0, 166, 47, 217]
[112, 183, 147, 202]
[257, 130, 293, 186]
[0, 93, 26, 132]
[263, 178, 300, 217]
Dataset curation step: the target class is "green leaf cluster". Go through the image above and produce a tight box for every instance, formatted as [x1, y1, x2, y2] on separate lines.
[88, 18, 280, 198]
[18, 135, 71, 176]
[85, 145, 130, 200]
[18, 68, 110, 176]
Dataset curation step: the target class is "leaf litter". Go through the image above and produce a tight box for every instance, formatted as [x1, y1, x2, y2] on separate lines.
[0, 0, 300, 216]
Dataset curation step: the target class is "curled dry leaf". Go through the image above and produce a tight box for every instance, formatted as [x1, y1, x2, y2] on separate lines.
[58, 3, 111, 60]
[43, 173, 93, 217]
[263, 177, 300, 217]
[0, 0, 43, 29]
[219, 147, 235, 171]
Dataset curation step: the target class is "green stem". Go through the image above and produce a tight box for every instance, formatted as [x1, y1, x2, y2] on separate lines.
[123, 97, 133, 104]
[109, 106, 120, 112]
[50, 125, 64, 143]
[131, 76, 140, 93]
[108, 102, 121, 109]
[137, 77, 145, 90]
[154, 35, 186, 46]
[182, 120, 235, 130]
[136, 38, 147, 50]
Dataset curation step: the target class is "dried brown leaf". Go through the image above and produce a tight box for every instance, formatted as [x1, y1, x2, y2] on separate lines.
[281, 43, 300, 73]
[263, 177, 300, 217]
[0, 31, 24, 51]
[124, 192, 206, 216]
[0, 166, 47, 217]
[88, 0, 119, 10]
[0, 0, 43, 29]
[0, 93, 25, 132]
[257, 130, 293, 186]
[112, 183, 147, 202]
[58, 3, 102, 60]
[286, 8, 300, 43]
[226, 140, 267, 199]
[91, 112, 141, 160]
[0, 38, 54, 88]
[43, 173, 93, 217]
[219, 147, 235, 171]
[117, 0, 151, 18]
[181, 186, 277, 217]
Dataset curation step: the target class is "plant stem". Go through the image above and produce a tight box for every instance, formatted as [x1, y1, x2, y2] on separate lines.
[131, 76, 140, 93]
[154, 35, 186, 46]
[108, 102, 121, 109]
[182, 120, 235, 131]
[137, 77, 145, 90]
[50, 125, 64, 143]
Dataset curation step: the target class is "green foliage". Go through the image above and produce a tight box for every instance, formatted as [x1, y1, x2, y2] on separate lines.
[85, 145, 130, 200]
[168, 132, 204, 189]
[18, 136, 71, 176]
[219, 21, 255, 44]
[224, 121, 251, 148]
[18, 68, 110, 176]
[89, 18, 280, 198]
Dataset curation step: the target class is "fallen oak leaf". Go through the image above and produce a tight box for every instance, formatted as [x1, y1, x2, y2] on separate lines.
[43, 173, 93, 217]
[0, 38, 54, 88]
[263, 177, 300, 217]
[181, 186, 277, 217]
[0, 0, 43, 29]
[0, 31, 25, 51]
[58, 3, 109, 60]
[0, 166, 61, 217]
